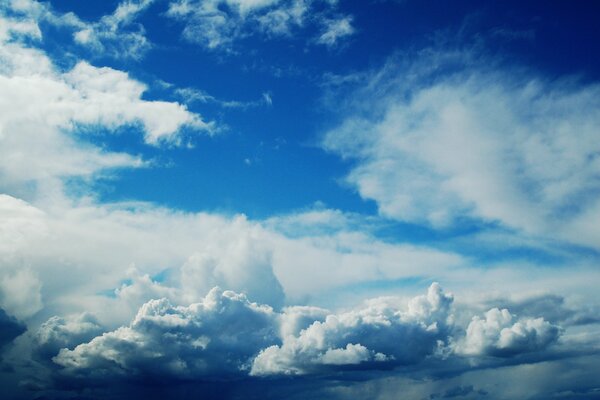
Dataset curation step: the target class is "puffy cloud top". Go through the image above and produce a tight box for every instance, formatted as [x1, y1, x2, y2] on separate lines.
[250, 283, 453, 375]
[457, 308, 560, 357]
[53, 288, 277, 379]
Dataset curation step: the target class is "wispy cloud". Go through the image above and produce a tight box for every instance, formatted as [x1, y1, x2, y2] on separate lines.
[166, 0, 354, 50]
[322, 49, 600, 251]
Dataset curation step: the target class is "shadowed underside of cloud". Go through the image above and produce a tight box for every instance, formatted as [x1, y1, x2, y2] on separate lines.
[48, 284, 561, 385]
[0, 308, 26, 349]
[53, 288, 278, 380]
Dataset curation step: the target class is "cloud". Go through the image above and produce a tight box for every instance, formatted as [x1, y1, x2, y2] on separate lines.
[49, 283, 570, 387]
[53, 288, 277, 380]
[251, 283, 453, 375]
[180, 234, 286, 309]
[317, 15, 354, 47]
[0, 14, 212, 197]
[166, 0, 353, 50]
[71, 0, 155, 60]
[0, 308, 26, 349]
[34, 313, 104, 360]
[3, 0, 155, 60]
[175, 86, 274, 109]
[456, 308, 560, 357]
[322, 51, 600, 250]
[0, 268, 43, 320]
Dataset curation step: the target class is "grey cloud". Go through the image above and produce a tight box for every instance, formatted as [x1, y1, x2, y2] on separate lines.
[0, 308, 26, 349]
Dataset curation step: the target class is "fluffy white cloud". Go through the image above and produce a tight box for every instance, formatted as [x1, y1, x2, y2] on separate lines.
[53, 288, 277, 379]
[34, 313, 104, 359]
[323, 59, 600, 249]
[250, 283, 453, 375]
[456, 308, 560, 357]
[0, 16, 211, 196]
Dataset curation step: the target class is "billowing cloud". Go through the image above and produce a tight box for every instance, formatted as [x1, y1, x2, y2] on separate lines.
[456, 308, 560, 357]
[54, 288, 277, 380]
[34, 313, 104, 360]
[251, 283, 453, 375]
[49, 283, 568, 386]
[323, 53, 600, 250]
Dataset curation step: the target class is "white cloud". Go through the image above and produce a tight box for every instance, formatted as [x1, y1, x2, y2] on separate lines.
[250, 283, 453, 375]
[180, 233, 286, 308]
[166, 0, 352, 50]
[3, 0, 155, 60]
[53, 288, 277, 379]
[317, 15, 354, 47]
[71, 0, 155, 60]
[456, 307, 560, 357]
[0, 19, 211, 197]
[323, 57, 600, 249]
[34, 313, 104, 359]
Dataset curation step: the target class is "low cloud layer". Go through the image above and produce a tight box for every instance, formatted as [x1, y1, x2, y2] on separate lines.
[43, 284, 563, 386]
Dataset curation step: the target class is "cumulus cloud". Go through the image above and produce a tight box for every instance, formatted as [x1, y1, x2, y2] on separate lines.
[49, 283, 568, 385]
[54, 288, 277, 380]
[322, 51, 600, 250]
[34, 313, 104, 360]
[456, 308, 560, 357]
[251, 283, 453, 375]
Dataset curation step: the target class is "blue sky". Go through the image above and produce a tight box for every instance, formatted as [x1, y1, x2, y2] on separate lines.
[1, 1, 600, 399]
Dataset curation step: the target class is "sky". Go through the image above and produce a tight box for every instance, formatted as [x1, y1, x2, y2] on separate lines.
[0, 0, 600, 399]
